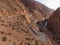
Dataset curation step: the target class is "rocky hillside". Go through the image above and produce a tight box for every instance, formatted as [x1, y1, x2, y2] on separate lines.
[0, 0, 54, 45]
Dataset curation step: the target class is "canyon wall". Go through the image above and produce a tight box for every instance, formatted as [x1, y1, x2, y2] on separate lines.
[47, 7, 60, 45]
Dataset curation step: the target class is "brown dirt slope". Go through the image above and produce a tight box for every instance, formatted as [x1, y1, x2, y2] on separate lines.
[0, 0, 54, 45]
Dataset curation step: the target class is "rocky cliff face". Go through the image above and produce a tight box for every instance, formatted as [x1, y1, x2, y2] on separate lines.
[0, 0, 54, 45]
[47, 7, 60, 45]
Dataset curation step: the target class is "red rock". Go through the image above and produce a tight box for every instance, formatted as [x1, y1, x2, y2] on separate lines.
[47, 7, 60, 45]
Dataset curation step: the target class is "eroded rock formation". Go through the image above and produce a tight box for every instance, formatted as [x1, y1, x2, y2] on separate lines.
[47, 7, 60, 45]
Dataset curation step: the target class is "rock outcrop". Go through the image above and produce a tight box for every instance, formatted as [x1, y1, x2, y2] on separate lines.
[47, 7, 60, 45]
[0, 0, 54, 45]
